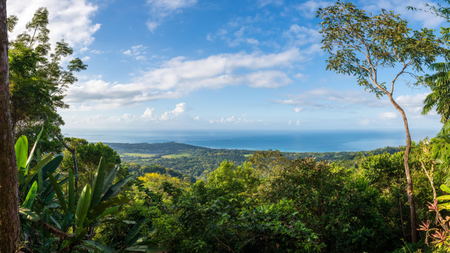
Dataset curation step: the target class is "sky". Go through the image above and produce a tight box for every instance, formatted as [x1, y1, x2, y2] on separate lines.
[7, 0, 450, 134]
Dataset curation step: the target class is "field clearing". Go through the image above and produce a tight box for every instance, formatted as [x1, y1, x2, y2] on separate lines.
[123, 153, 157, 158]
[244, 154, 253, 157]
[162, 153, 191, 159]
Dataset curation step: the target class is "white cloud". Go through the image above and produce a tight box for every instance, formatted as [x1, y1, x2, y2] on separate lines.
[295, 0, 333, 18]
[294, 108, 302, 113]
[65, 48, 313, 109]
[123, 45, 148, 60]
[257, 0, 283, 7]
[273, 88, 390, 110]
[81, 56, 90, 61]
[146, 0, 197, 32]
[160, 103, 188, 120]
[359, 119, 370, 125]
[296, 120, 301, 126]
[8, 0, 101, 50]
[210, 115, 253, 124]
[363, 0, 445, 28]
[283, 25, 322, 47]
[378, 112, 398, 119]
[141, 108, 156, 120]
[136, 56, 148, 61]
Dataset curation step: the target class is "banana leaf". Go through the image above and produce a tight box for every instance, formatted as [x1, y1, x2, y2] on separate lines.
[22, 181, 38, 209]
[15, 135, 28, 171]
[101, 175, 133, 202]
[26, 127, 44, 167]
[102, 166, 119, 196]
[25, 154, 54, 185]
[88, 196, 129, 219]
[70, 227, 88, 243]
[48, 172, 69, 216]
[91, 157, 106, 207]
[75, 184, 91, 228]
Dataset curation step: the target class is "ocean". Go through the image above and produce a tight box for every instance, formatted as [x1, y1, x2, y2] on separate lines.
[62, 129, 441, 153]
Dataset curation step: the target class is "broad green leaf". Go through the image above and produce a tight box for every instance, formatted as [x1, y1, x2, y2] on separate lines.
[88, 196, 129, 219]
[125, 219, 146, 245]
[41, 156, 63, 182]
[91, 157, 106, 207]
[26, 127, 44, 167]
[96, 206, 120, 221]
[101, 175, 133, 202]
[15, 135, 28, 171]
[441, 184, 450, 194]
[102, 166, 119, 196]
[75, 184, 91, 228]
[48, 172, 69, 216]
[25, 154, 54, 185]
[42, 207, 50, 237]
[69, 168, 74, 213]
[437, 195, 450, 201]
[22, 181, 38, 209]
[50, 215, 62, 230]
[70, 227, 87, 243]
[18, 167, 26, 185]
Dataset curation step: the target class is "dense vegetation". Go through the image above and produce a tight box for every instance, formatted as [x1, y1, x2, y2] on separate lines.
[109, 141, 400, 178]
[4, 1, 450, 253]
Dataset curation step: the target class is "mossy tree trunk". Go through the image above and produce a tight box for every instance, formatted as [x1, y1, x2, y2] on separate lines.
[0, 0, 20, 252]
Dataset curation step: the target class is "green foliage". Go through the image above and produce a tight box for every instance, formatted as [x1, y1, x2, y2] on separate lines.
[8, 8, 87, 153]
[317, 1, 448, 97]
[206, 161, 260, 195]
[16, 134, 131, 252]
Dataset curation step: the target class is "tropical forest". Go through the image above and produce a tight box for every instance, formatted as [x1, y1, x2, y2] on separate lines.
[4, 1, 450, 253]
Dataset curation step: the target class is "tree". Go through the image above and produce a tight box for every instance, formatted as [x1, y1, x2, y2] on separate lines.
[317, 1, 449, 242]
[8, 8, 87, 153]
[0, 1, 20, 251]
[60, 138, 126, 193]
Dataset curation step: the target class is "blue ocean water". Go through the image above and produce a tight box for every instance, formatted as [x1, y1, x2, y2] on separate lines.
[62, 129, 441, 152]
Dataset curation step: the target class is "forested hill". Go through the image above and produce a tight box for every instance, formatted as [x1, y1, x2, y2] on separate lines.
[105, 142, 401, 178]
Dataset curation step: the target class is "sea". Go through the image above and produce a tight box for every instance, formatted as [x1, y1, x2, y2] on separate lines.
[62, 128, 441, 153]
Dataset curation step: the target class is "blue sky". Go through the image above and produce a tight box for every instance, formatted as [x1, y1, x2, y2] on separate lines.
[8, 0, 449, 134]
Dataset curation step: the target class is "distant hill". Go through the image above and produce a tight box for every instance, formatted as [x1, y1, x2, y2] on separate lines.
[105, 142, 402, 179]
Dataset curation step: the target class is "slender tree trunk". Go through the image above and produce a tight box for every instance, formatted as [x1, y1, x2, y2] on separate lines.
[398, 177, 406, 242]
[388, 94, 417, 243]
[0, 0, 21, 252]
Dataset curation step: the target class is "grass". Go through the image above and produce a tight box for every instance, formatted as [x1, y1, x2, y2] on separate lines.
[244, 154, 253, 157]
[123, 153, 157, 158]
[162, 153, 191, 159]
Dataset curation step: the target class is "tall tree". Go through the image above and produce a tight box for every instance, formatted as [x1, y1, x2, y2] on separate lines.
[0, 0, 20, 252]
[317, 1, 449, 242]
[8, 8, 87, 153]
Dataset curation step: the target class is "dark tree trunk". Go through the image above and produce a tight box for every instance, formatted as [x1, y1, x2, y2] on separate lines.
[0, 0, 21, 252]
[388, 94, 417, 243]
